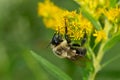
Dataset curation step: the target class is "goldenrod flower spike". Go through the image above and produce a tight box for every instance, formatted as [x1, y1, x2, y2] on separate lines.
[38, 0, 64, 30]
[38, 0, 93, 40]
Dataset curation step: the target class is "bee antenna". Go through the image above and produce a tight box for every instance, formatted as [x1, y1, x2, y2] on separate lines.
[46, 32, 56, 48]
[65, 18, 67, 34]
[64, 18, 71, 43]
[46, 43, 50, 48]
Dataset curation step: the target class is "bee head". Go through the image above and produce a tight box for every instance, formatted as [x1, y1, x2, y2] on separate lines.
[51, 33, 63, 46]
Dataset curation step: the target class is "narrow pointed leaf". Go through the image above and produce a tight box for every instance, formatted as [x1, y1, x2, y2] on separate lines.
[81, 9, 102, 30]
[31, 51, 72, 80]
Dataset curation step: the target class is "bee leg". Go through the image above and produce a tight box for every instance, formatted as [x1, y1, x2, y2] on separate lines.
[81, 32, 87, 46]
[75, 48, 86, 56]
[70, 46, 86, 56]
[51, 32, 63, 46]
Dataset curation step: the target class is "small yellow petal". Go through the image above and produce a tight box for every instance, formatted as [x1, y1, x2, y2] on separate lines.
[93, 30, 107, 43]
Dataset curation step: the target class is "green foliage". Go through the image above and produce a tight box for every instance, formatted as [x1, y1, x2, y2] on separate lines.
[110, 0, 118, 7]
[31, 51, 72, 80]
[103, 32, 120, 52]
[102, 54, 120, 68]
[0, 0, 120, 80]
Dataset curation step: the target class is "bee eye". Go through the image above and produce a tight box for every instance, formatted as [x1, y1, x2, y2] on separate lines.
[51, 33, 63, 46]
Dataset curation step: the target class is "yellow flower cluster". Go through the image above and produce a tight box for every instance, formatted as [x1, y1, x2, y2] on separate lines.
[78, 0, 120, 21]
[77, 0, 120, 42]
[38, 0, 93, 40]
[38, 0, 64, 31]
[77, 0, 110, 19]
[38, 0, 111, 43]
[104, 7, 120, 22]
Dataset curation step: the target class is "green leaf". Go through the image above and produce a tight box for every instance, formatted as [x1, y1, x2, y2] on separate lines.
[103, 32, 120, 51]
[110, 0, 118, 7]
[102, 54, 120, 69]
[81, 9, 102, 30]
[73, 0, 81, 5]
[31, 51, 72, 80]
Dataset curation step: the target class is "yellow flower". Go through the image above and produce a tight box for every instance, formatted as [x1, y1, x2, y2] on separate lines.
[104, 7, 120, 22]
[75, 0, 111, 20]
[38, 0, 63, 18]
[77, 0, 109, 15]
[78, 13, 93, 34]
[63, 12, 93, 40]
[93, 30, 107, 42]
[38, 0, 64, 30]
[93, 8, 105, 19]
[38, 0, 94, 40]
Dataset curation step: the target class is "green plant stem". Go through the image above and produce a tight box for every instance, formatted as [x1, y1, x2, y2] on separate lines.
[88, 42, 106, 80]
[88, 57, 101, 80]
[96, 43, 105, 63]
[88, 71, 96, 80]
[88, 19, 112, 80]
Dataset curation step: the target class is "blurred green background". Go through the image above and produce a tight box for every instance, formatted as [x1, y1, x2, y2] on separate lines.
[0, 0, 120, 80]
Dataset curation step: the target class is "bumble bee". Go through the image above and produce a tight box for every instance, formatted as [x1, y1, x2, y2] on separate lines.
[50, 26, 87, 60]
